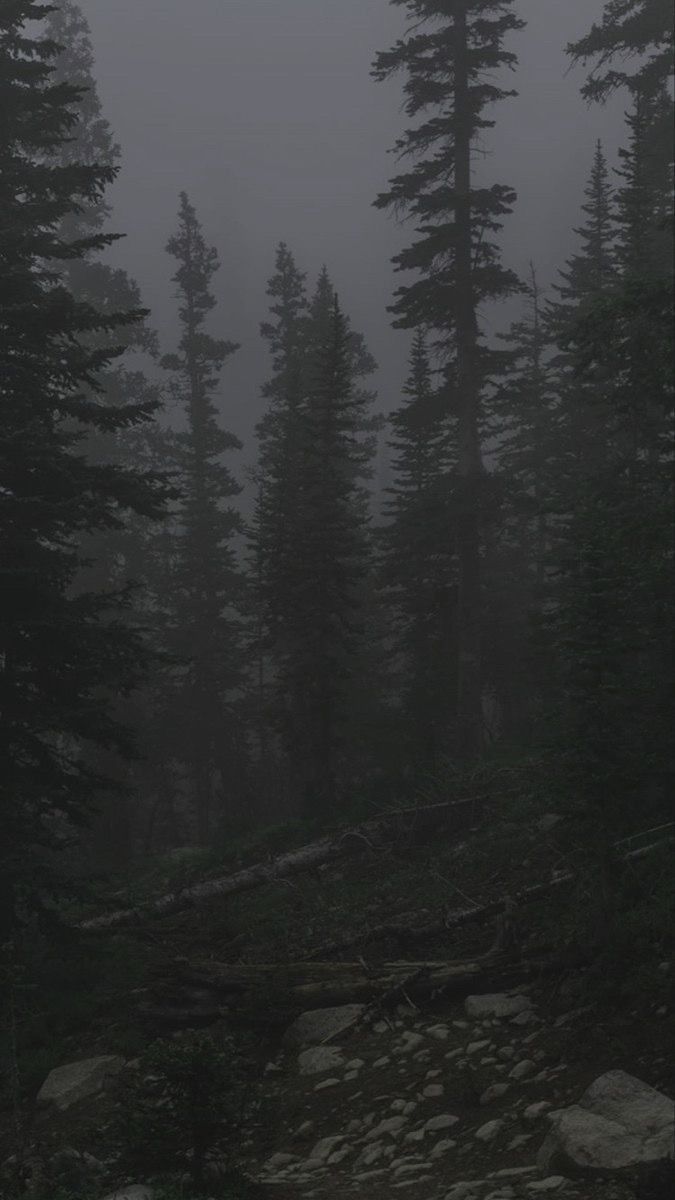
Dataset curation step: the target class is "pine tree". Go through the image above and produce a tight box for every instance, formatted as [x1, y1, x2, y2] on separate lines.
[568, 0, 674, 103]
[381, 330, 455, 771]
[373, 0, 525, 760]
[0, 1, 168, 930]
[162, 193, 245, 844]
[287, 273, 378, 812]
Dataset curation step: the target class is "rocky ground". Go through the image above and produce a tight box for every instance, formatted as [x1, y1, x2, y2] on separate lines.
[243, 985, 673, 1200]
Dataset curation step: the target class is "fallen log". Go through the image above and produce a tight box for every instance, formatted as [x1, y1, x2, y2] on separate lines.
[303, 832, 675, 960]
[143, 952, 539, 1026]
[79, 799, 481, 932]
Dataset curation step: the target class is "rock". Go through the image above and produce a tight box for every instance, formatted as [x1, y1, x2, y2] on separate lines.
[265, 1152, 297, 1169]
[511, 1010, 538, 1026]
[445, 1186, 482, 1200]
[422, 1083, 444, 1098]
[373, 1056, 391, 1068]
[475, 1119, 505, 1142]
[430, 1138, 457, 1159]
[397, 1031, 425, 1053]
[101, 1189, 155, 1200]
[538, 1070, 675, 1176]
[310, 1135, 344, 1162]
[328, 1145, 352, 1165]
[426, 1113, 460, 1132]
[527, 1179, 567, 1193]
[427, 1024, 450, 1041]
[345, 1058, 365, 1071]
[37, 1056, 125, 1111]
[298, 1046, 345, 1076]
[537, 812, 562, 833]
[284, 1005, 365, 1047]
[524, 1101, 552, 1123]
[467, 1039, 491, 1054]
[293, 1119, 315, 1140]
[314, 1076, 340, 1090]
[498, 1045, 516, 1061]
[510, 1059, 537, 1081]
[405, 1129, 426, 1144]
[365, 1115, 408, 1141]
[465, 993, 532, 1020]
[480, 1083, 510, 1105]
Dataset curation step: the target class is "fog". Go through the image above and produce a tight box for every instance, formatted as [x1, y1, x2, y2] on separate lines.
[84, 0, 627, 459]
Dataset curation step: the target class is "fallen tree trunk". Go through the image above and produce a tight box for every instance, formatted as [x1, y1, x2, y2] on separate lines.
[141, 952, 540, 1026]
[79, 799, 480, 932]
[303, 832, 675, 960]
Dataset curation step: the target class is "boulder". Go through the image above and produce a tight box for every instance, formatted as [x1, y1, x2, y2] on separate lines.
[297, 1045, 345, 1076]
[284, 1004, 365, 1047]
[37, 1056, 125, 1111]
[538, 1070, 674, 1176]
[465, 993, 532, 1020]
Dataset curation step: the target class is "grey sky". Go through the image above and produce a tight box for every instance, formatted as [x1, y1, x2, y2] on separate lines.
[83, 0, 627, 468]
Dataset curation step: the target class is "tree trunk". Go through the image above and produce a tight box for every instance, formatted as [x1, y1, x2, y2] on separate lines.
[453, 3, 484, 761]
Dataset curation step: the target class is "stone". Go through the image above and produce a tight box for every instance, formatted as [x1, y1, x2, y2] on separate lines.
[430, 1138, 457, 1159]
[404, 1129, 426, 1144]
[427, 1024, 450, 1041]
[538, 1071, 675, 1175]
[373, 1056, 391, 1068]
[398, 1031, 425, 1053]
[422, 1083, 444, 1098]
[298, 1046, 345, 1076]
[465, 993, 532, 1020]
[365, 1115, 408, 1141]
[444, 1186, 481, 1200]
[101, 1190, 155, 1200]
[284, 1004, 365, 1047]
[314, 1076, 339, 1090]
[537, 812, 562, 833]
[265, 1152, 297, 1169]
[356, 1143, 386, 1168]
[509, 1059, 537, 1081]
[37, 1056, 125, 1111]
[480, 1083, 510, 1105]
[524, 1101, 552, 1123]
[310, 1135, 344, 1162]
[345, 1058, 365, 1071]
[498, 1046, 516, 1061]
[527, 1180, 567, 1193]
[467, 1039, 490, 1054]
[475, 1119, 505, 1142]
[511, 1010, 538, 1026]
[327, 1145, 352, 1165]
[426, 1113, 460, 1132]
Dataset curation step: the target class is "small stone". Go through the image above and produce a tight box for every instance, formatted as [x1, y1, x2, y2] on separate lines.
[365, 1115, 408, 1141]
[422, 1083, 444, 1098]
[425, 1113, 459, 1132]
[507, 1133, 533, 1151]
[346, 1058, 365, 1071]
[475, 1118, 505, 1142]
[509, 1059, 536, 1081]
[310, 1135, 344, 1162]
[427, 1024, 450, 1041]
[298, 1046, 345, 1077]
[399, 1031, 425, 1053]
[430, 1137, 456, 1159]
[425, 1068, 442, 1079]
[511, 1010, 537, 1026]
[498, 1045, 516, 1061]
[314, 1076, 339, 1090]
[467, 1039, 490, 1054]
[373, 1020, 390, 1033]
[524, 1100, 552, 1123]
[373, 1056, 391, 1068]
[404, 1128, 425, 1144]
[480, 1082, 510, 1105]
[527, 1179, 567, 1193]
[465, 993, 532, 1020]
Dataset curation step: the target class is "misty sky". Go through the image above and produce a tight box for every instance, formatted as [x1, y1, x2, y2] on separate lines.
[83, 0, 627, 473]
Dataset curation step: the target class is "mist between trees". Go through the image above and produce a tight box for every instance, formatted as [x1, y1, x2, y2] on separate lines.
[1, 0, 673, 920]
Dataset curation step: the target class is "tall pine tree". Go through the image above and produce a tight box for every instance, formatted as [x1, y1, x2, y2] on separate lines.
[373, 0, 524, 759]
[0, 0, 168, 929]
[162, 193, 245, 844]
[381, 331, 455, 772]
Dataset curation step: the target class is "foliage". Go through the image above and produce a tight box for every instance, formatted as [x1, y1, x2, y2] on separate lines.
[118, 1030, 249, 1195]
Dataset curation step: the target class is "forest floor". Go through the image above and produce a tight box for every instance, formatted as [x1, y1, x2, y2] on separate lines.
[2, 797, 673, 1198]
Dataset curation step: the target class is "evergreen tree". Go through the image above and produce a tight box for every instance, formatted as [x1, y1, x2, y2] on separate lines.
[162, 193, 245, 844]
[0, 0, 168, 930]
[373, 0, 524, 760]
[253, 263, 378, 814]
[568, 0, 674, 103]
[381, 330, 455, 772]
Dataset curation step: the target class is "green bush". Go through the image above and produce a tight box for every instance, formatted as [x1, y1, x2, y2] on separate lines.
[118, 1030, 248, 1195]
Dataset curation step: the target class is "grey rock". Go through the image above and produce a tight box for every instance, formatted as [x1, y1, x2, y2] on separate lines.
[309, 1135, 344, 1162]
[510, 1059, 537, 1081]
[365, 1115, 408, 1141]
[426, 1113, 460, 1132]
[298, 1045, 345, 1076]
[475, 1118, 505, 1142]
[430, 1138, 457, 1159]
[37, 1056, 125, 1111]
[480, 1083, 510, 1105]
[465, 993, 532, 1020]
[284, 1004, 365, 1047]
[527, 1179, 567, 1193]
[422, 1083, 444, 1098]
[538, 1070, 675, 1175]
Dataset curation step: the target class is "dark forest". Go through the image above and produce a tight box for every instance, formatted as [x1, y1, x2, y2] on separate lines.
[1, 3, 673, 1199]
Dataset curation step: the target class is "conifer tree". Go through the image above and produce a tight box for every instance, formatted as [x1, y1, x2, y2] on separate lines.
[381, 331, 455, 771]
[0, 0, 168, 929]
[373, 0, 524, 759]
[568, 0, 674, 103]
[162, 193, 245, 844]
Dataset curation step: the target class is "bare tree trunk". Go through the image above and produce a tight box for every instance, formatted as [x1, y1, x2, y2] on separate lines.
[453, 2, 484, 761]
